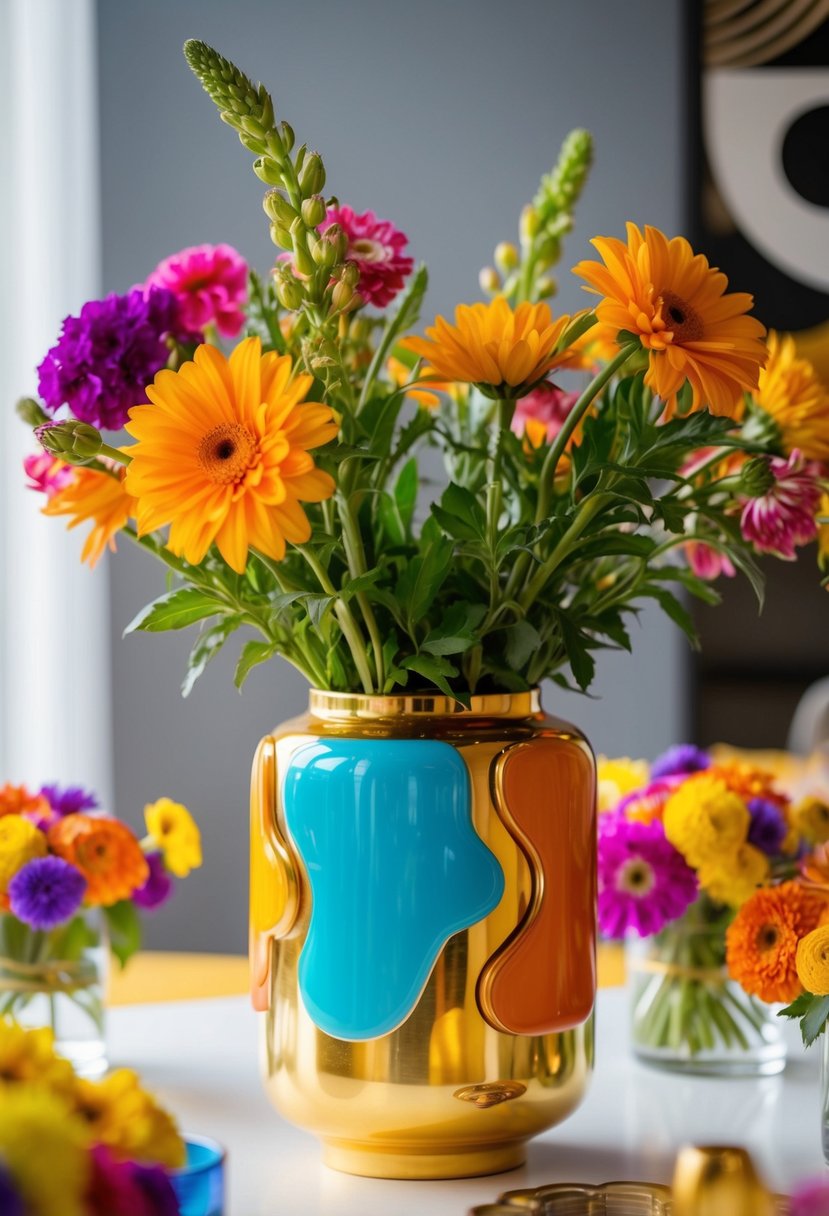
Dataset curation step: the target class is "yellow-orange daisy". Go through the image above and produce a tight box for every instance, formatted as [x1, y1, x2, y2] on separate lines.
[124, 338, 338, 574]
[753, 331, 829, 461]
[573, 223, 766, 416]
[405, 298, 573, 397]
[48, 814, 149, 907]
[42, 465, 134, 569]
[725, 881, 824, 1004]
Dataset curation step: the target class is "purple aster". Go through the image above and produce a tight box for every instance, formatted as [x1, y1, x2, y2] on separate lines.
[0, 1164, 24, 1216]
[39, 782, 99, 817]
[650, 743, 711, 780]
[746, 796, 788, 856]
[792, 1180, 829, 1216]
[8, 856, 87, 930]
[133, 851, 175, 910]
[36, 287, 186, 430]
[598, 817, 698, 939]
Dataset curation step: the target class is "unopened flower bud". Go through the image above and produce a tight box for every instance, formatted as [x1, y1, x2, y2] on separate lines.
[263, 189, 296, 225]
[740, 455, 776, 498]
[312, 223, 347, 268]
[16, 397, 48, 427]
[269, 222, 294, 250]
[298, 151, 325, 197]
[478, 267, 501, 295]
[36, 420, 102, 464]
[494, 242, 519, 273]
[273, 267, 305, 311]
[330, 279, 356, 313]
[279, 121, 295, 153]
[253, 156, 284, 186]
[301, 194, 327, 228]
[520, 204, 540, 244]
[535, 274, 557, 298]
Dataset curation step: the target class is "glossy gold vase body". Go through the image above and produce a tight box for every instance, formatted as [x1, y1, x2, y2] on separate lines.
[250, 691, 596, 1180]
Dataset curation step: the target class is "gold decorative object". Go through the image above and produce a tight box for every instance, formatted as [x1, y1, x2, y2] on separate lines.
[250, 690, 597, 1179]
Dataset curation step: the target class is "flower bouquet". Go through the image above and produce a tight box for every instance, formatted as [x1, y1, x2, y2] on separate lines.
[0, 782, 200, 1074]
[0, 1017, 184, 1216]
[598, 747, 829, 1075]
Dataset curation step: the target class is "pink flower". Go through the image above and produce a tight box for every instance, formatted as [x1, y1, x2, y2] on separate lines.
[686, 541, 736, 581]
[23, 452, 73, 498]
[86, 1146, 179, 1216]
[145, 243, 248, 338]
[511, 382, 580, 444]
[740, 449, 822, 559]
[598, 815, 698, 938]
[321, 206, 413, 308]
[792, 1179, 829, 1216]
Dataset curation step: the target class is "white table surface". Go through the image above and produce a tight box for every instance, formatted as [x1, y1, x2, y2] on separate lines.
[109, 988, 826, 1214]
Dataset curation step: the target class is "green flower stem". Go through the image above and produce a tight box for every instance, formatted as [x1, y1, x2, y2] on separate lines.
[337, 493, 385, 689]
[298, 546, 374, 694]
[251, 551, 328, 688]
[518, 489, 614, 611]
[98, 442, 131, 465]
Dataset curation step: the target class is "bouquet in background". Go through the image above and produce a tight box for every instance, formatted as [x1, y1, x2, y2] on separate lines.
[597, 747, 829, 1066]
[14, 39, 829, 707]
[0, 781, 200, 1060]
[0, 1017, 183, 1216]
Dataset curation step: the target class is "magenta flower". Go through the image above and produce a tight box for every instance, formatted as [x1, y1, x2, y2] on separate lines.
[685, 541, 735, 582]
[8, 856, 87, 930]
[791, 1179, 829, 1216]
[598, 816, 698, 938]
[740, 450, 821, 559]
[616, 777, 680, 823]
[37, 288, 183, 430]
[145, 243, 248, 338]
[23, 452, 73, 498]
[511, 382, 580, 444]
[321, 206, 413, 308]
[133, 851, 175, 911]
[87, 1146, 180, 1216]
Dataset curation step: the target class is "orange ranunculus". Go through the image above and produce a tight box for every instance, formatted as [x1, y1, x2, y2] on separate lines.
[726, 881, 825, 1004]
[48, 815, 149, 907]
[0, 783, 50, 822]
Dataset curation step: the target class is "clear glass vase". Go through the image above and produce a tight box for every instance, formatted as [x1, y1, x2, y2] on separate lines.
[628, 909, 787, 1078]
[0, 910, 108, 1076]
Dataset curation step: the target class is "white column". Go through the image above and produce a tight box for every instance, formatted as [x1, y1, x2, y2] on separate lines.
[0, 0, 112, 803]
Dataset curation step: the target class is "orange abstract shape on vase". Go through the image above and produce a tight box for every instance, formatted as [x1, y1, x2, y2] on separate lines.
[477, 738, 596, 1034]
[249, 735, 301, 1011]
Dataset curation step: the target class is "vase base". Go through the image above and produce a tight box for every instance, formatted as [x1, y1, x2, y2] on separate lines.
[322, 1139, 526, 1180]
[633, 1045, 786, 1079]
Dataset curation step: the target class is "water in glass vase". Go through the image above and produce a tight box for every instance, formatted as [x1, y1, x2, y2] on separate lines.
[0, 911, 108, 1076]
[628, 905, 786, 1078]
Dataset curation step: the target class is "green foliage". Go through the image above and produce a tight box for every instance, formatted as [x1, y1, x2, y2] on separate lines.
[104, 900, 143, 969]
[779, 992, 829, 1047]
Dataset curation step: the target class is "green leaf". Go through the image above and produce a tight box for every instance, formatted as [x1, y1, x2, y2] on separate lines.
[104, 900, 142, 969]
[645, 586, 699, 645]
[234, 640, 277, 689]
[306, 594, 336, 627]
[340, 570, 383, 599]
[182, 619, 240, 698]
[558, 615, 595, 691]
[401, 654, 465, 702]
[51, 914, 99, 962]
[421, 603, 483, 657]
[430, 482, 487, 542]
[395, 534, 454, 628]
[124, 588, 220, 635]
[780, 992, 829, 1047]
[504, 620, 541, 669]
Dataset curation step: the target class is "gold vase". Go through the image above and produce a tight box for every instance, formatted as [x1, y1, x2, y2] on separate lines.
[250, 689, 596, 1180]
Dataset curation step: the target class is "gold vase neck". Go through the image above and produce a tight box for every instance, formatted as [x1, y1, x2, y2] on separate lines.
[308, 689, 542, 722]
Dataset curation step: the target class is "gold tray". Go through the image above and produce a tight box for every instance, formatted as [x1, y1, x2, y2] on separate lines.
[471, 1181, 673, 1215]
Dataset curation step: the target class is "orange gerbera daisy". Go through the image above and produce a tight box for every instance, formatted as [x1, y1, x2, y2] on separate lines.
[48, 815, 149, 907]
[0, 783, 50, 822]
[124, 338, 338, 574]
[753, 331, 829, 461]
[573, 223, 766, 416]
[405, 298, 573, 397]
[725, 881, 824, 1004]
[42, 465, 134, 569]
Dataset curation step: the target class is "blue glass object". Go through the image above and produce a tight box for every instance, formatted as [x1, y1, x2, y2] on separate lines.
[171, 1135, 225, 1216]
[283, 738, 505, 1040]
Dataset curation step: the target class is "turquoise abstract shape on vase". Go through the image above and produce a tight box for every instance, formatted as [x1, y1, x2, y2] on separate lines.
[282, 738, 505, 1041]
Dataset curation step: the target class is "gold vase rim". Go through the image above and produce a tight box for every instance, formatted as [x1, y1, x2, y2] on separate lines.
[308, 688, 542, 720]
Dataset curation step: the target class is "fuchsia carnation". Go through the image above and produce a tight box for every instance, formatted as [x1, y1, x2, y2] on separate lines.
[740, 450, 821, 559]
[145, 243, 248, 338]
[598, 815, 698, 938]
[511, 382, 580, 444]
[685, 541, 735, 582]
[23, 453, 73, 498]
[321, 206, 413, 308]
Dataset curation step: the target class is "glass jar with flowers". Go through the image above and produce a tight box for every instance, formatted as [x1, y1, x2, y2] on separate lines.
[599, 746, 828, 1077]
[13, 36, 829, 1176]
[0, 782, 200, 1076]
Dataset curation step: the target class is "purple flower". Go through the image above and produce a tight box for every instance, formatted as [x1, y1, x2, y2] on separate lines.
[87, 1146, 181, 1216]
[8, 856, 87, 929]
[37, 287, 185, 431]
[0, 1164, 24, 1216]
[599, 817, 698, 939]
[39, 782, 99, 817]
[133, 851, 174, 911]
[651, 744, 711, 780]
[746, 796, 788, 856]
[792, 1179, 829, 1216]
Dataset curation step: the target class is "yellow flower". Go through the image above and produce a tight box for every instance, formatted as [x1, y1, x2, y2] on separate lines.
[124, 338, 338, 574]
[73, 1068, 184, 1168]
[663, 774, 750, 868]
[753, 331, 829, 461]
[144, 798, 202, 878]
[387, 352, 446, 409]
[0, 1020, 74, 1093]
[791, 796, 829, 846]
[818, 493, 829, 567]
[573, 223, 767, 416]
[42, 464, 135, 569]
[405, 298, 574, 396]
[797, 923, 829, 995]
[0, 815, 47, 893]
[0, 1084, 90, 1216]
[698, 844, 770, 908]
[596, 756, 650, 813]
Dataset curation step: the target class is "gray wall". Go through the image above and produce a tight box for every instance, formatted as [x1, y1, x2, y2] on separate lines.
[98, 0, 688, 952]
